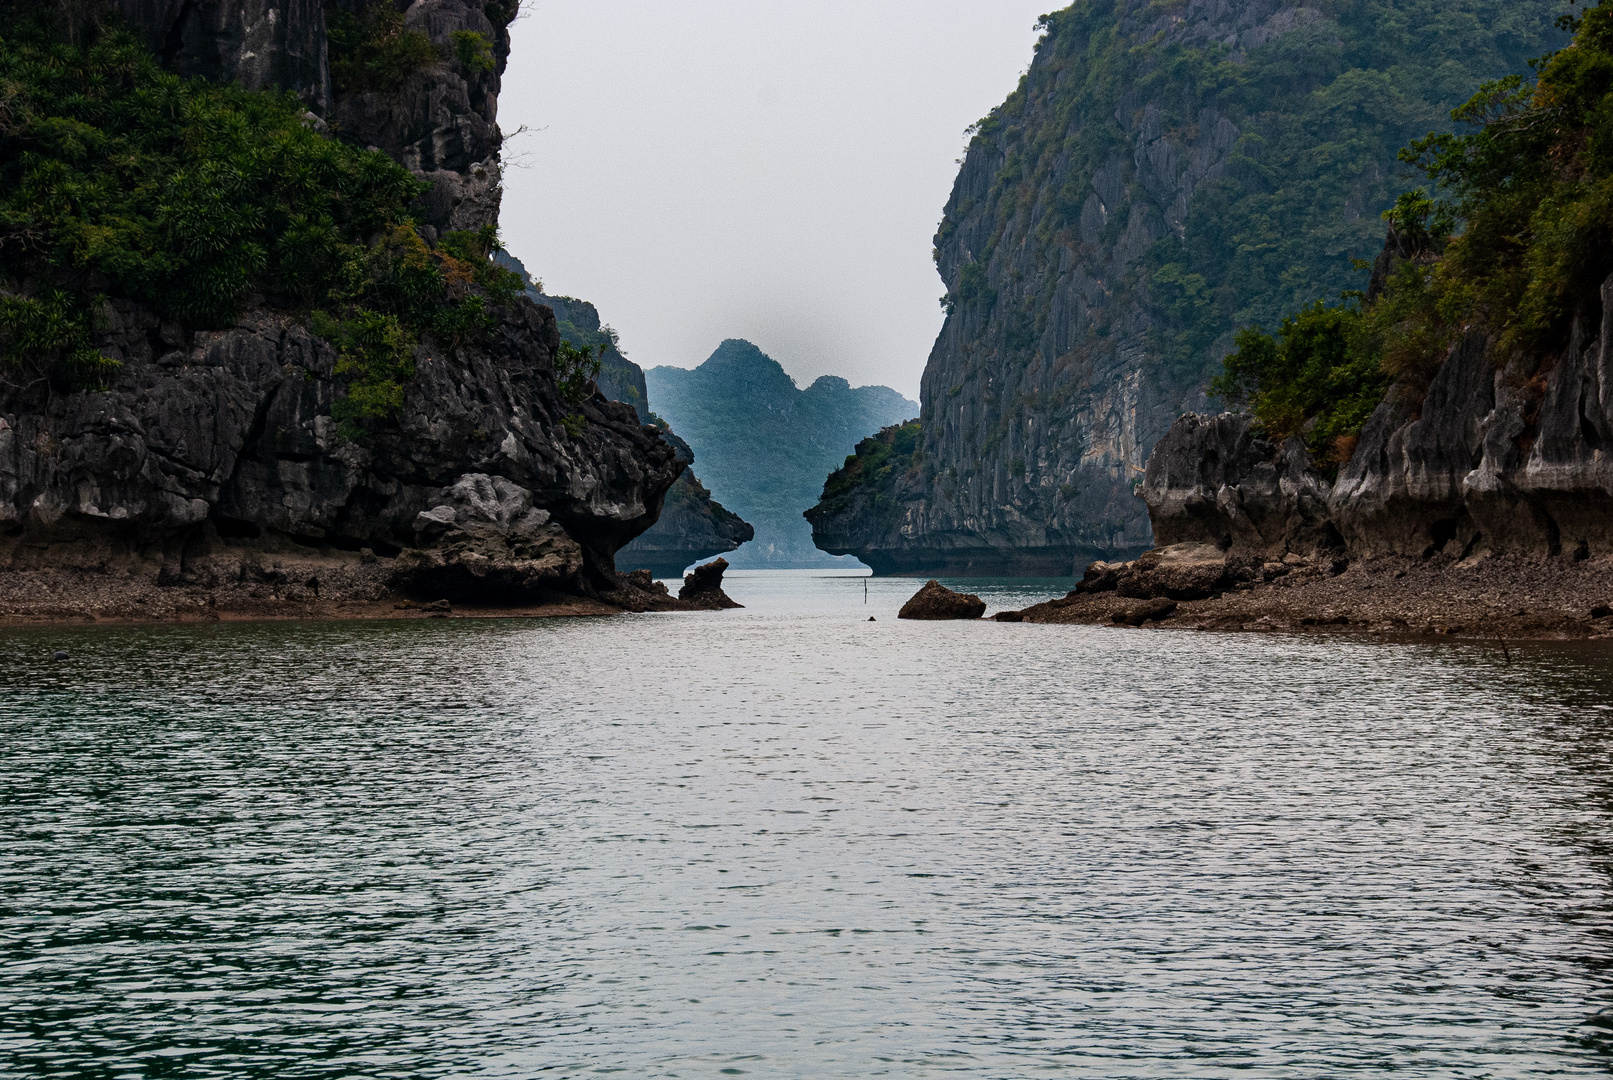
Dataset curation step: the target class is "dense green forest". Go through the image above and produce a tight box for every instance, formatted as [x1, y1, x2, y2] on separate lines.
[0, 4, 519, 432]
[1218, 0, 1613, 464]
[960, 0, 1570, 387]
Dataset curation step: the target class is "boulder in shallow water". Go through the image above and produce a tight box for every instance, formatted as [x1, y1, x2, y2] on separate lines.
[679, 558, 743, 610]
[898, 580, 986, 620]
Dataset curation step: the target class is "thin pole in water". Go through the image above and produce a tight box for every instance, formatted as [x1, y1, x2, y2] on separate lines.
[864, 578, 868, 604]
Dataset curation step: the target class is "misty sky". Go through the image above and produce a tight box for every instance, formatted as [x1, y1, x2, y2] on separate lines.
[497, 1, 1053, 400]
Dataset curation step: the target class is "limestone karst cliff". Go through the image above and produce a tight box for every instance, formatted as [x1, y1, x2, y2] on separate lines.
[807, 0, 1567, 575]
[0, 0, 687, 612]
[1143, 264, 1613, 566]
[1135, 0, 1613, 583]
[491, 252, 755, 575]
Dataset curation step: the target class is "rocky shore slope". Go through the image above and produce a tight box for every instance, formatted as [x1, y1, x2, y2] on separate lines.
[0, 0, 708, 621]
[987, 260, 1613, 639]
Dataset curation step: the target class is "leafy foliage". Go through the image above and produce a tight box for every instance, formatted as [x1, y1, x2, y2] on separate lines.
[0, 9, 522, 426]
[555, 340, 604, 405]
[1216, 0, 1613, 461]
[1211, 300, 1386, 465]
[553, 339, 603, 435]
[450, 30, 496, 74]
[942, 0, 1569, 382]
[1396, 0, 1613, 361]
[0, 288, 114, 389]
[325, 1, 439, 94]
[819, 420, 921, 506]
[313, 308, 414, 438]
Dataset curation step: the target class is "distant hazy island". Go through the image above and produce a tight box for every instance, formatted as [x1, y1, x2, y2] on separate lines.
[646, 340, 915, 569]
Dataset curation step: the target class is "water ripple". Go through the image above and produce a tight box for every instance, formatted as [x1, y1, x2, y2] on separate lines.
[3, 571, 1613, 1077]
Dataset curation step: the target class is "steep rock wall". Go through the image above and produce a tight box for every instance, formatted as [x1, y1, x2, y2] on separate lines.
[116, 0, 332, 114]
[1142, 274, 1613, 561]
[490, 253, 756, 573]
[0, 289, 680, 597]
[808, 0, 1565, 575]
[1, 0, 686, 604]
[330, 0, 508, 232]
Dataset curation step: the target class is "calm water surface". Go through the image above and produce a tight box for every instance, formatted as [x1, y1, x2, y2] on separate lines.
[5, 570, 1613, 1078]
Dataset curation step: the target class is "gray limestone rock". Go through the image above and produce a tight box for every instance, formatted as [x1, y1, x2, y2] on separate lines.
[329, 0, 508, 232]
[806, 0, 1562, 576]
[1140, 412, 1337, 557]
[1141, 273, 1613, 562]
[116, 0, 332, 114]
[393, 473, 585, 600]
[0, 295, 682, 596]
[3, 0, 689, 611]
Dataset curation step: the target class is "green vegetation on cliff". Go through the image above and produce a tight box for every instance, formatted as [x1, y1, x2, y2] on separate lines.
[812, 0, 1568, 569]
[818, 421, 922, 508]
[325, 1, 500, 93]
[1219, 0, 1613, 461]
[0, 7, 519, 427]
[950, 0, 1566, 382]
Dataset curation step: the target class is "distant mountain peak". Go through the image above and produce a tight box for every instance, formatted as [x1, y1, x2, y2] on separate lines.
[691, 339, 796, 389]
[808, 375, 851, 392]
[645, 345, 917, 569]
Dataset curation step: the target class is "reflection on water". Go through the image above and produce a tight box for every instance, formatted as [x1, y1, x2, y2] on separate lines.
[4, 570, 1613, 1077]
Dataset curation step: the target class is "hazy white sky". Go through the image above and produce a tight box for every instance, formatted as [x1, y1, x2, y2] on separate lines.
[498, 2, 1053, 399]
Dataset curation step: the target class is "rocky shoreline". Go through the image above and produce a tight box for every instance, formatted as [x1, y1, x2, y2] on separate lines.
[0, 555, 740, 626]
[993, 547, 1613, 640]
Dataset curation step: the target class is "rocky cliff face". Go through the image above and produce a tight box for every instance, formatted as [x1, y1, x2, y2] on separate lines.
[329, 0, 509, 232]
[1142, 273, 1613, 562]
[0, 275, 679, 599]
[491, 253, 755, 574]
[807, 0, 1565, 576]
[0, 0, 686, 608]
[114, 0, 506, 232]
[116, 0, 333, 113]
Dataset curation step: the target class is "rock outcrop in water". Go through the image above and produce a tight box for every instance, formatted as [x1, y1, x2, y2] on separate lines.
[677, 557, 742, 610]
[806, 0, 1566, 576]
[897, 580, 985, 621]
[0, 0, 696, 617]
[618, 471, 754, 578]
